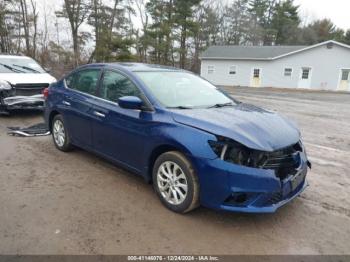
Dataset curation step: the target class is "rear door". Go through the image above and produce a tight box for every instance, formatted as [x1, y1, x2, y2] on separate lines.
[62, 67, 102, 148]
[92, 69, 153, 170]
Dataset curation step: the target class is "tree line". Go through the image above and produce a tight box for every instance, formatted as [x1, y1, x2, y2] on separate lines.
[1, 0, 350, 77]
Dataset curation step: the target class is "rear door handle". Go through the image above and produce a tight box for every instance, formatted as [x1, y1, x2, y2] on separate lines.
[62, 100, 71, 106]
[93, 111, 106, 118]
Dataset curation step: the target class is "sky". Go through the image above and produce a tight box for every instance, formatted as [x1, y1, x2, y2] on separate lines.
[38, 0, 350, 30]
[295, 0, 350, 30]
[34, 0, 350, 49]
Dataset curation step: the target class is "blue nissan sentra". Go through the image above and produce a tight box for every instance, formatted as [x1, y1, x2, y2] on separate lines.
[44, 63, 311, 214]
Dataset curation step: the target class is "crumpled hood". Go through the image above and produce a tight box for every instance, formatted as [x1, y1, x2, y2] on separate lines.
[171, 103, 300, 152]
[0, 73, 56, 85]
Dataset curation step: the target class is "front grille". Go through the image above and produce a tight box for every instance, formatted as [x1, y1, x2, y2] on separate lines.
[14, 83, 49, 96]
[261, 143, 302, 180]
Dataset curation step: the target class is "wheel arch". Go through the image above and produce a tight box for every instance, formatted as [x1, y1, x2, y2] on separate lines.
[48, 110, 61, 131]
[146, 144, 191, 183]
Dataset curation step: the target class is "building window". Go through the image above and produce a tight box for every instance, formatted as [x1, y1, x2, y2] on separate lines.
[208, 66, 215, 74]
[302, 68, 310, 79]
[253, 69, 260, 78]
[284, 68, 293, 77]
[341, 70, 350, 81]
[229, 66, 236, 75]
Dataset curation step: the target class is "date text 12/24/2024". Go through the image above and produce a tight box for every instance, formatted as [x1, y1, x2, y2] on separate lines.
[128, 256, 219, 261]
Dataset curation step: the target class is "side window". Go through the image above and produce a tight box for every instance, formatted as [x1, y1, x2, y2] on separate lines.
[100, 70, 141, 103]
[229, 66, 236, 75]
[253, 69, 260, 78]
[65, 69, 100, 95]
[284, 68, 293, 77]
[208, 66, 215, 74]
[342, 70, 350, 81]
[302, 68, 310, 79]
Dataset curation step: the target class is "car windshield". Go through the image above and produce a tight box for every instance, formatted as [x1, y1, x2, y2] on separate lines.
[135, 71, 234, 109]
[0, 57, 46, 74]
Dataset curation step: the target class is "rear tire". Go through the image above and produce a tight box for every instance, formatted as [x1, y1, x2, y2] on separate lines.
[52, 114, 73, 152]
[153, 151, 200, 214]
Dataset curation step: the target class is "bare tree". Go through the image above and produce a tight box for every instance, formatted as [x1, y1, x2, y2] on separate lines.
[0, 0, 13, 53]
[56, 0, 90, 66]
[19, 0, 31, 55]
[30, 0, 38, 58]
[134, 0, 149, 62]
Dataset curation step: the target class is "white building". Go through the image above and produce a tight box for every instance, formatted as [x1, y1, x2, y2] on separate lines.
[200, 40, 350, 91]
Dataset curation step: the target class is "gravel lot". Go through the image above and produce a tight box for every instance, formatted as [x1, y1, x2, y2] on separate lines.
[0, 87, 349, 255]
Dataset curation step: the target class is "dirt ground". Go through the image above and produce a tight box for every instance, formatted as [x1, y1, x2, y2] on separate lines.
[0, 87, 349, 255]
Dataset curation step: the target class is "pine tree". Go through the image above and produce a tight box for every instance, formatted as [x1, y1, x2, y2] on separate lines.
[271, 0, 300, 45]
[344, 30, 350, 45]
[88, 0, 133, 62]
[146, 0, 175, 64]
[248, 0, 268, 45]
[224, 0, 250, 45]
[174, 0, 201, 69]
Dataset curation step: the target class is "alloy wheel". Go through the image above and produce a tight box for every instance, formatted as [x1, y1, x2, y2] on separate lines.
[157, 161, 188, 205]
[53, 119, 66, 148]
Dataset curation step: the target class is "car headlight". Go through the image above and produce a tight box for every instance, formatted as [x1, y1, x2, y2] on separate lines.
[298, 139, 308, 156]
[0, 80, 12, 90]
[208, 137, 267, 168]
[209, 137, 305, 170]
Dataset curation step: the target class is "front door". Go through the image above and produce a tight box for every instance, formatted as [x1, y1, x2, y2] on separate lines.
[92, 69, 153, 171]
[298, 67, 312, 89]
[338, 69, 350, 91]
[251, 68, 261, 87]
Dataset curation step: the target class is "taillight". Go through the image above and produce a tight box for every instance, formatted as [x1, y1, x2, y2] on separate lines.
[43, 87, 49, 99]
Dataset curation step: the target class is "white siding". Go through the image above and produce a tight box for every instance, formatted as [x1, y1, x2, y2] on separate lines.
[200, 44, 350, 91]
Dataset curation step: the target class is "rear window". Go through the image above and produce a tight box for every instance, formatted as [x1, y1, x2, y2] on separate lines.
[65, 69, 101, 96]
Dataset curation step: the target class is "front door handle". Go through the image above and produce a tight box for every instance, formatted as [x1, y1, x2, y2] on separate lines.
[93, 111, 106, 118]
[62, 100, 71, 106]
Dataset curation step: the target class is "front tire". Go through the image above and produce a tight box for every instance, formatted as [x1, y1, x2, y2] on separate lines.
[52, 114, 73, 152]
[153, 151, 200, 214]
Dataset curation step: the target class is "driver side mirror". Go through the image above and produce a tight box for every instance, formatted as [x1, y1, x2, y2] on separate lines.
[118, 96, 143, 110]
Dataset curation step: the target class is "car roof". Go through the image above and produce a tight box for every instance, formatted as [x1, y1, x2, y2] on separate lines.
[88, 62, 183, 73]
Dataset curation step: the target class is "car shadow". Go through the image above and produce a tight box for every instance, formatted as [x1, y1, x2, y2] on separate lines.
[31, 127, 305, 228]
[72, 145, 302, 226]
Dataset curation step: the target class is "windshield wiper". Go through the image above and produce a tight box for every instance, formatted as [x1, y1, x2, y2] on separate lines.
[12, 64, 41, 73]
[0, 63, 26, 73]
[208, 102, 234, 109]
[167, 106, 193, 110]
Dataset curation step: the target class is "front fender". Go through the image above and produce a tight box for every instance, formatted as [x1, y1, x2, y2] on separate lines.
[141, 122, 219, 180]
[150, 123, 218, 160]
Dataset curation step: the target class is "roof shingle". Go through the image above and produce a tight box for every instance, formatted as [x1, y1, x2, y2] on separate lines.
[201, 45, 307, 60]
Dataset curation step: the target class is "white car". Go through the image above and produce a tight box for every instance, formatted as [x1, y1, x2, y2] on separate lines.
[0, 55, 56, 114]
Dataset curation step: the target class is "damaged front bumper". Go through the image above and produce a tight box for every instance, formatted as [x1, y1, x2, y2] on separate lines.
[191, 152, 310, 213]
[1, 94, 45, 110]
[7, 123, 50, 137]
